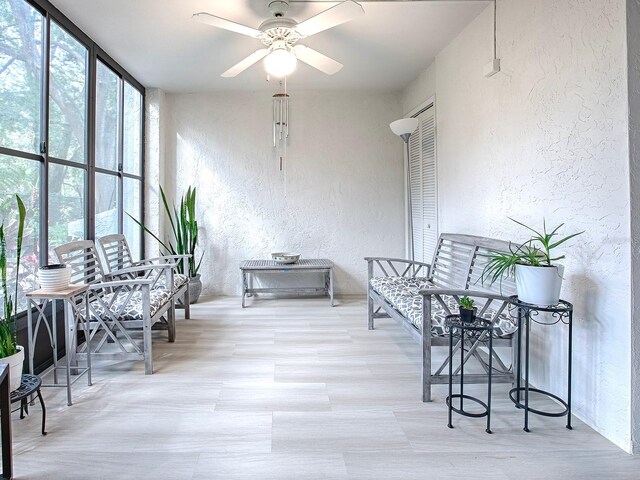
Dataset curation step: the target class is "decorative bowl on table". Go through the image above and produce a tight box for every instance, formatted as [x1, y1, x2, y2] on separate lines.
[271, 252, 300, 264]
[38, 264, 71, 292]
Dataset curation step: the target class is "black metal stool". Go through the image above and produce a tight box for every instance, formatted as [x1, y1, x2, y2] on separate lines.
[11, 374, 46, 435]
[445, 314, 495, 434]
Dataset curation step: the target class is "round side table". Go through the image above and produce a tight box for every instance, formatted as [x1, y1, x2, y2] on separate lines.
[11, 374, 46, 436]
[445, 314, 496, 434]
[508, 296, 573, 432]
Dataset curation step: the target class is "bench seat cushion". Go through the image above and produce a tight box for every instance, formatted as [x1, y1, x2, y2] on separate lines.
[90, 288, 172, 320]
[153, 273, 189, 292]
[370, 276, 516, 337]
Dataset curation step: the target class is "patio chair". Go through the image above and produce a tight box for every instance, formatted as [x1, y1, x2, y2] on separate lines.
[54, 240, 176, 374]
[97, 234, 191, 319]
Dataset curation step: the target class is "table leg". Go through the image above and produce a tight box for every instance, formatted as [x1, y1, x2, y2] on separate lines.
[241, 270, 247, 308]
[329, 268, 335, 307]
[567, 310, 573, 430]
[447, 330, 453, 429]
[524, 312, 530, 432]
[64, 300, 73, 406]
[486, 333, 493, 434]
[52, 301, 59, 385]
[36, 388, 47, 436]
[27, 300, 35, 377]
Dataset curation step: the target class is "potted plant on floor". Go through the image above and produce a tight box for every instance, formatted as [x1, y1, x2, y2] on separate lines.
[482, 218, 584, 306]
[129, 186, 204, 303]
[458, 296, 476, 323]
[0, 195, 26, 391]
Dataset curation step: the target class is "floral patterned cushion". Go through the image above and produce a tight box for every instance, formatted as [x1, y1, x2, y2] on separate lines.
[90, 288, 172, 320]
[370, 276, 516, 338]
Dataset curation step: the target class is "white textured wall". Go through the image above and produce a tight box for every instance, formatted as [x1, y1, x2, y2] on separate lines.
[162, 91, 405, 295]
[144, 88, 167, 256]
[628, 0, 640, 455]
[403, 0, 632, 451]
[401, 63, 436, 114]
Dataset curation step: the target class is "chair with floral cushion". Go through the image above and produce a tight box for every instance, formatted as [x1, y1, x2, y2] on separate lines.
[55, 240, 176, 374]
[97, 234, 190, 319]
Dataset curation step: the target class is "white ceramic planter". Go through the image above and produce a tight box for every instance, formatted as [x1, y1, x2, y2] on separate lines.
[515, 264, 565, 306]
[2, 345, 24, 392]
[38, 264, 71, 292]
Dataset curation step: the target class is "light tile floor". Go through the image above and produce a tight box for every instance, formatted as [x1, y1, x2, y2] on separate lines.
[9, 296, 640, 479]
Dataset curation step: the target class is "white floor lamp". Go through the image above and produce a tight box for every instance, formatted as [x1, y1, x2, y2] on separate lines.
[390, 117, 419, 261]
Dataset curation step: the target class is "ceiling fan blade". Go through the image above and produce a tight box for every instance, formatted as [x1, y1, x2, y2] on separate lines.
[293, 45, 343, 75]
[192, 12, 261, 38]
[221, 49, 269, 78]
[295, 0, 364, 37]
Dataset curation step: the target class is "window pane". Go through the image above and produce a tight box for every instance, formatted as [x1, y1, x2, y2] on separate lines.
[95, 172, 118, 238]
[48, 163, 85, 259]
[123, 177, 141, 261]
[123, 83, 141, 175]
[95, 62, 119, 171]
[0, 0, 43, 154]
[49, 22, 87, 163]
[0, 154, 40, 311]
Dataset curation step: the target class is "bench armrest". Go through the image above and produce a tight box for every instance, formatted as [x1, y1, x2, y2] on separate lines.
[365, 257, 431, 281]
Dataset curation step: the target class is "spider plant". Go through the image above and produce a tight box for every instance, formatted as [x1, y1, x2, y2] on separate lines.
[128, 186, 204, 278]
[481, 218, 584, 287]
[0, 195, 26, 358]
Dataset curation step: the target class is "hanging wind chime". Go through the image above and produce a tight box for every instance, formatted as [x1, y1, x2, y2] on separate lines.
[272, 80, 289, 172]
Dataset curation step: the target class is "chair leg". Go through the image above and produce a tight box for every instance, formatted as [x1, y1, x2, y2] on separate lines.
[167, 300, 176, 343]
[142, 315, 153, 375]
[183, 286, 191, 320]
[367, 292, 374, 330]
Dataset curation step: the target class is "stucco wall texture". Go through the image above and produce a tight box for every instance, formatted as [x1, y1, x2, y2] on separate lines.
[158, 90, 405, 297]
[403, 0, 632, 452]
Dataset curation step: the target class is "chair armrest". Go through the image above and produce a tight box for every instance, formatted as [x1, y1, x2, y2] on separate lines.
[88, 278, 153, 290]
[104, 264, 176, 279]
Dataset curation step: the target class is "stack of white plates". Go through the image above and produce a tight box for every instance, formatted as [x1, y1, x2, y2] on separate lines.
[38, 264, 71, 292]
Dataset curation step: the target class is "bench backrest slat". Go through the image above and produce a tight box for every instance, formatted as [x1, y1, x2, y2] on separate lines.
[430, 233, 516, 296]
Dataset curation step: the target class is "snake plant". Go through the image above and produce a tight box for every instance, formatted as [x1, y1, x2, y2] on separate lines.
[0, 195, 26, 357]
[129, 186, 204, 278]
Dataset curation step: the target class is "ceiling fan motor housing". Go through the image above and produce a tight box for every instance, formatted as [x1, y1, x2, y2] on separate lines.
[268, 1, 290, 17]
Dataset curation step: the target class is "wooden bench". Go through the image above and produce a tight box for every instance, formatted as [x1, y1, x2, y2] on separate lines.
[366, 233, 518, 402]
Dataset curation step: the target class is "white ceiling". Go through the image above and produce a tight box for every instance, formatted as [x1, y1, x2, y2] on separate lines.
[49, 0, 489, 93]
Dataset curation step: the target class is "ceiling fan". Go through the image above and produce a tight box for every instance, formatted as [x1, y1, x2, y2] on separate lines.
[193, 0, 364, 78]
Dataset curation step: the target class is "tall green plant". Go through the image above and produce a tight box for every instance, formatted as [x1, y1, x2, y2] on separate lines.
[0, 195, 26, 358]
[129, 186, 203, 278]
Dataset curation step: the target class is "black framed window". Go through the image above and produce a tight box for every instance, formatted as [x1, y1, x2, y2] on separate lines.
[0, 0, 145, 311]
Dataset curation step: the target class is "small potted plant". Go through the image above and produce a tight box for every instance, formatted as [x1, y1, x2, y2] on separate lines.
[482, 218, 583, 306]
[458, 296, 476, 323]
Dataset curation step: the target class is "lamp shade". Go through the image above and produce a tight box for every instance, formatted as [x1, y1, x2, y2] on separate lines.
[390, 118, 418, 137]
[264, 44, 297, 78]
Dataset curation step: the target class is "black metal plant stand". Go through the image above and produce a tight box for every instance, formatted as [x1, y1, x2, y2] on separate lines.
[445, 314, 495, 434]
[508, 297, 573, 432]
[10, 374, 47, 436]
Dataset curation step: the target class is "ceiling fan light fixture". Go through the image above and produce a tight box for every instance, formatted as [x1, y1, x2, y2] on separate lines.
[264, 45, 297, 77]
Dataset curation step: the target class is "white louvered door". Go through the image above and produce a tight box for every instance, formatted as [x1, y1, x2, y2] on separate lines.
[407, 105, 437, 263]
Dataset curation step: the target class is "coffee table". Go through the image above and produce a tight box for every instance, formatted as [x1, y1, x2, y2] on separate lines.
[240, 259, 334, 307]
